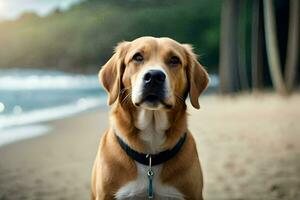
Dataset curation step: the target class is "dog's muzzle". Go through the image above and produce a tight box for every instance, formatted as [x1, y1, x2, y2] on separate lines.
[132, 68, 173, 109]
[134, 69, 172, 109]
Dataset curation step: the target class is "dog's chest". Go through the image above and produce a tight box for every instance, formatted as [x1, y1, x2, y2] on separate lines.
[115, 163, 184, 200]
[115, 110, 183, 199]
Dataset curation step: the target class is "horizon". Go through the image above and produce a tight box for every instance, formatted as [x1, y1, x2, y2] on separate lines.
[0, 0, 83, 21]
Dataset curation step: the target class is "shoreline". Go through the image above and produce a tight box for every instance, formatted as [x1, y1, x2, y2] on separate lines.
[0, 109, 107, 199]
[0, 98, 108, 147]
[0, 93, 300, 199]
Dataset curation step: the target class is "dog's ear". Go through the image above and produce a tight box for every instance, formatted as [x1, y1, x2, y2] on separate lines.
[183, 44, 209, 109]
[99, 41, 129, 105]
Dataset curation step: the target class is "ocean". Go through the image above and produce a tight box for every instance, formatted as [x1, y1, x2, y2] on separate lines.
[0, 69, 107, 146]
[0, 69, 219, 147]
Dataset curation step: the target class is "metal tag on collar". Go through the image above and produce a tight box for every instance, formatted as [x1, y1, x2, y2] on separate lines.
[146, 154, 154, 199]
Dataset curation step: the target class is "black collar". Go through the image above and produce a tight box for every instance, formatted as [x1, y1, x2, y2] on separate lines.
[115, 133, 187, 166]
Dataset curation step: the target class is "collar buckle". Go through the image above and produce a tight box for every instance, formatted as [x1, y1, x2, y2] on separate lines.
[146, 154, 154, 199]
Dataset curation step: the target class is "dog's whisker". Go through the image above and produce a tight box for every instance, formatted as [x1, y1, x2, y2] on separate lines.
[121, 92, 132, 105]
[121, 94, 130, 104]
[120, 87, 131, 95]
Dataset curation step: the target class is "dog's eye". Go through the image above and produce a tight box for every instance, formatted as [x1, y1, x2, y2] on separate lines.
[168, 56, 181, 66]
[132, 53, 144, 62]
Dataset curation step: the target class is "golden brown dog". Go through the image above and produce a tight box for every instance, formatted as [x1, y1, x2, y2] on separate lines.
[91, 36, 209, 200]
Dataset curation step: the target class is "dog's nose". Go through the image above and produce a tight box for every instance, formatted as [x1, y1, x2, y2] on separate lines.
[143, 70, 166, 85]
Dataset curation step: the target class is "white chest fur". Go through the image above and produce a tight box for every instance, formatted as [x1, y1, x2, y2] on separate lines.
[115, 162, 184, 199]
[135, 109, 169, 154]
[115, 109, 184, 199]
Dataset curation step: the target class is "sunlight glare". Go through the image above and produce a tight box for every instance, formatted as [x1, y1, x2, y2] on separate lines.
[0, 102, 5, 113]
[0, 1, 5, 14]
[0, 1, 3, 9]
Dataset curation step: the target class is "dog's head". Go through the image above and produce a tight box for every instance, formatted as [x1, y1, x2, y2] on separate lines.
[99, 37, 209, 110]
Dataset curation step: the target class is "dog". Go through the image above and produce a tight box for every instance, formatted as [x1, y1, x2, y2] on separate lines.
[91, 36, 209, 200]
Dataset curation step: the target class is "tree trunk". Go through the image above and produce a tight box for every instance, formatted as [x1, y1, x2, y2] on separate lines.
[238, 0, 249, 91]
[284, 0, 299, 92]
[251, 0, 264, 91]
[263, 0, 288, 95]
[219, 0, 240, 94]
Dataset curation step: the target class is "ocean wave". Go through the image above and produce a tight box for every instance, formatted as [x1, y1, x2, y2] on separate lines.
[0, 96, 106, 130]
[0, 69, 100, 90]
[208, 74, 219, 87]
[0, 125, 51, 147]
[0, 69, 107, 146]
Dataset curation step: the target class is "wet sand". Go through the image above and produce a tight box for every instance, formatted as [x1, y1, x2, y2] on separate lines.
[0, 93, 299, 199]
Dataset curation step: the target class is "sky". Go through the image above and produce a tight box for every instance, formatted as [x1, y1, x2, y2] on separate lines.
[0, 0, 83, 20]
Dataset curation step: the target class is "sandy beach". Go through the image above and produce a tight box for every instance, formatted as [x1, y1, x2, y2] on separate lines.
[0, 93, 300, 200]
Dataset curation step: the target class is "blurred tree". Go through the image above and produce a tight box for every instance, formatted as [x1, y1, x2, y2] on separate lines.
[284, 0, 299, 92]
[251, 0, 265, 91]
[0, 0, 221, 73]
[263, 0, 287, 94]
[219, 0, 240, 93]
[220, 0, 298, 95]
[237, 0, 249, 91]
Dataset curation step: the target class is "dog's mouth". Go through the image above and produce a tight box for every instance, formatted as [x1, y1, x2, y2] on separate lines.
[143, 94, 160, 103]
[134, 94, 173, 109]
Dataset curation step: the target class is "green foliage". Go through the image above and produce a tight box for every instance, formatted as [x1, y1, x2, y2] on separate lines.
[0, 0, 221, 73]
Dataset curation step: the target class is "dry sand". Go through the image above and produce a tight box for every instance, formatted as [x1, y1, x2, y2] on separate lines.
[0, 93, 300, 200]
